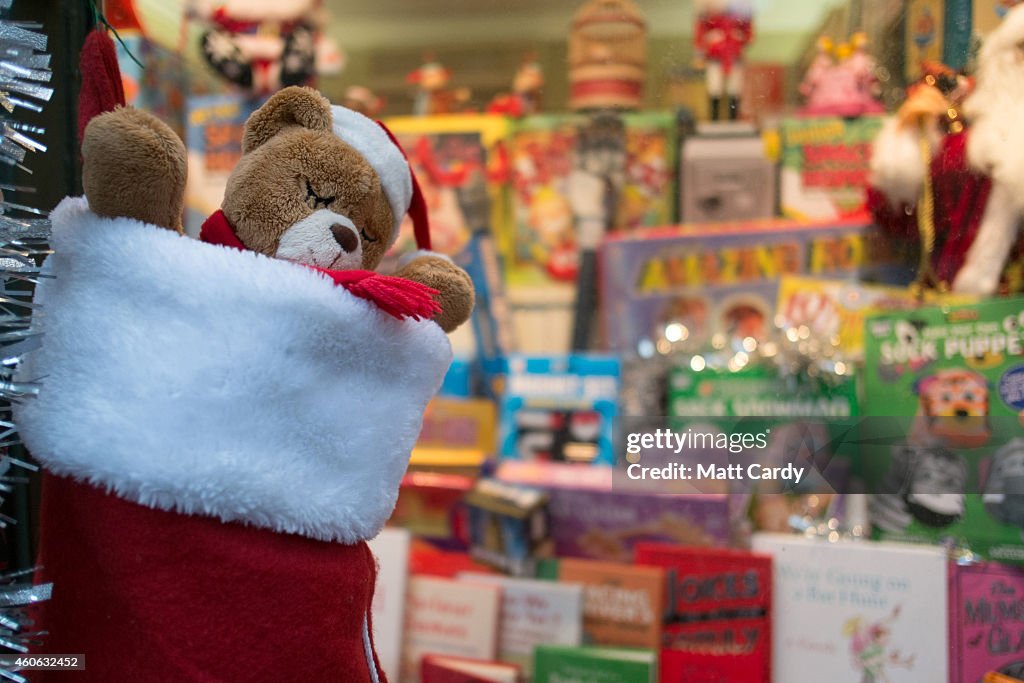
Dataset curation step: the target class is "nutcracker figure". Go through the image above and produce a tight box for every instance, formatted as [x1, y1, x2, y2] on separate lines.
[694, 0, 754, 121]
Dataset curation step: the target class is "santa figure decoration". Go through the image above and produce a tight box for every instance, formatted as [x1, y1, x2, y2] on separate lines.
[693, 0, 754, 121]
[868, 5, 1024, 296]
[193, 0, 344, 95]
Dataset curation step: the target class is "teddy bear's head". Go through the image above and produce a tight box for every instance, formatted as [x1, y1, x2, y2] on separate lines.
[222, 86, 410, 272]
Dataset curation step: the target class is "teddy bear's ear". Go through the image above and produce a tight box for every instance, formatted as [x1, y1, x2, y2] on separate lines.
[242, 86, 333, 154]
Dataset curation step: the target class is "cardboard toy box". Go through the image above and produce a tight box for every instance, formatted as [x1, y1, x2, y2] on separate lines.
[863, 298, 1024, 564]
[778, 115, 884, 221]
[599, 218, 872, 353]
[496, 461, 733, 562]
[497, 355, 620, 466]
[776, 275, 976, 360]
[680, 123, 776, 224]
[382, 114, 511, 263]
[506, 112, 676, 289]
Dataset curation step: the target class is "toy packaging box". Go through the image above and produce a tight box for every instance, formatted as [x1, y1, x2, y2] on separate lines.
[383, 115, 510, 262]
[950, 560, 1024, 683]
[497, 355, 620, 466]
[506, 112, 676, 288]
[776, 275, 977, 360]
[778, 115, 884, 220]
[679, 127, 776, 224]
[599, 218, 871, 353]
[464, 477, 550, 577]
[752, 533, 949, 683]
[411, 397, 498, 469]
[496, 461, 733, 562]
[635, 543, 772, 683]
[183, 94, 260, 237]
[862, 297, 1024, 564]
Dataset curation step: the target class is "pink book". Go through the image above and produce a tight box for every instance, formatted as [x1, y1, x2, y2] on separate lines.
[951, 561, 1024, 683]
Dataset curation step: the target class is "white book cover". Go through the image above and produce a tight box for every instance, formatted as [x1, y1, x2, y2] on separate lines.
[752, 533, 948, 683]
[458, 572, 584, 673]
[402, 575, 502, 683]
[367, 527, 411, 683]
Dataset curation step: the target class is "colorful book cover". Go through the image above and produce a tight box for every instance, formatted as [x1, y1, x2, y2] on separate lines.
[776, 275, 976, 359]
[408, 543, 499, 579]
[862, 298, 1024, 564]
[557, 557, 665, 649]
[752, 533, 948, 683]
[533, 645, 656, 683]
[599, 219, 872, 353]
[951, 561, 1024, 683]
[402, 576, 502, 683]
[634, 542, 772, 682]
[907, 0, 946, 79]
[421, 654, 520, 683]
[496, 460, 733, 561]
[458, 573, 584, 674]
[507, 112, 676, 288]
[778, 116, 884, 220]
[383, 114, 510, 262]
[184, 94, 261, 237]
[367, 527, 411, 683]
[497, 354, 620, 466]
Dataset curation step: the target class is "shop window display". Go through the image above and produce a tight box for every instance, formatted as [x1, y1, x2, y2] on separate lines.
[0, 1, 1022, 682]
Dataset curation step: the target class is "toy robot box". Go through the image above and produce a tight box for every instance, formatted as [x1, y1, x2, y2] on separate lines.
[863, 297, 1024, 563]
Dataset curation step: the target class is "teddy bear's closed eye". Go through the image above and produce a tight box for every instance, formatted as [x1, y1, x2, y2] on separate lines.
[304, 179, 335, 210]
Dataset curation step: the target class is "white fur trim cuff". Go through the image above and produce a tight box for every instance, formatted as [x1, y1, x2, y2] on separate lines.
[869, 117, 928, 206]
[331, 105, 412, 246]
[16, 198, 452, 544]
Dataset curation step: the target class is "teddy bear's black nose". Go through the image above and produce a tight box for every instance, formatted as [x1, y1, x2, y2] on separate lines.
[331, 224, 360, 253]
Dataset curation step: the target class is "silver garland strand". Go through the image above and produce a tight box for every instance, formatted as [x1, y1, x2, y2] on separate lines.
[0, 5, 51, 681]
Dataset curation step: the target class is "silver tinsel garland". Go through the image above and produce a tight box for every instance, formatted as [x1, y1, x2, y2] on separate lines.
[0, 3, 52, 681]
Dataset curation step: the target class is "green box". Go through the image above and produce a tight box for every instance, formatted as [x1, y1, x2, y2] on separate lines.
[862, 298, 1024, 563]
[533, 645, 655, 683]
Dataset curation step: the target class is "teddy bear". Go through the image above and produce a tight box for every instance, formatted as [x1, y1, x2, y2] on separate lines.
[17, 86, 473, 682]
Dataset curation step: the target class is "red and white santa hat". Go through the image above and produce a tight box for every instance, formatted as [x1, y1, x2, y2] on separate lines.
[330, 105, 432, 252]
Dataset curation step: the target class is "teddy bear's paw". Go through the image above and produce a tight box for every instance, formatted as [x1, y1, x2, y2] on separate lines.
[396, 254, 475, 333]
[82, 106, 187, 233]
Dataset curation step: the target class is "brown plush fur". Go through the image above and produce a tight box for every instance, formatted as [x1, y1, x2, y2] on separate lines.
[78, 86, 474, 332]
[242, 87, 333, 155]
[224, 127, 394, 267]
[82, 107, 186, 233]
[396, 255, 475, 333]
